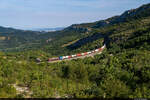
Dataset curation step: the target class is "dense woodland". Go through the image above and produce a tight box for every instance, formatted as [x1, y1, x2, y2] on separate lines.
[0, 3, 150, 98]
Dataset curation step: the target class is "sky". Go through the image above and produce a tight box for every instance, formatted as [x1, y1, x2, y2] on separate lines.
[0, 0, 150, 29]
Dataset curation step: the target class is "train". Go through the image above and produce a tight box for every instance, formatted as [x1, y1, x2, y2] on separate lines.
[48, 44, 106, 62]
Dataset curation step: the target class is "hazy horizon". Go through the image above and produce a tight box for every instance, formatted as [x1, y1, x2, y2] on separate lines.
[0, 0, 150, 29]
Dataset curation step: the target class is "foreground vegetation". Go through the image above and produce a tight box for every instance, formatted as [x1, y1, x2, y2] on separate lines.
[0, 48, 150, 98]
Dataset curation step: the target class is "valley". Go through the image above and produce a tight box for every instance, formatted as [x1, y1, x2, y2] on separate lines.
[0, 3, 150, 98]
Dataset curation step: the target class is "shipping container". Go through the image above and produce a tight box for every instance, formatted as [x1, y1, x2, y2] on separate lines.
[95, 49, 99, 52]
[84, 52, 88, 55]
[59, 56, 63, 60]
[98, 48, 102, 51]
[68, 56, 72, 58]
[77, 54, 82, 56]
[71, 55, 76, 57]
[81, 53, 85, 56]
[65, 56, 69, 59]
[102, 45, 106, 49]
[91, 50, 95, 53]
[87, 51, 92, 54]
[63, 56, 66, 59]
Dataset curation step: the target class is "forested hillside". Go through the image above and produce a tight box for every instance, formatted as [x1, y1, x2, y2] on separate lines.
[0, 3, 150, 98]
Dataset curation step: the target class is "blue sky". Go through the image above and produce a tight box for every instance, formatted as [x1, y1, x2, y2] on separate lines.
[0, 0, 150, 29]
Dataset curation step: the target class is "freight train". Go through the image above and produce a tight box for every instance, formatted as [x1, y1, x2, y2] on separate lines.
[48, 44, 106, 62]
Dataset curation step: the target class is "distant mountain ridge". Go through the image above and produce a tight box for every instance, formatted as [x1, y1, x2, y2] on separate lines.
[29, 27, 65, 32]
[0, 3, 150, 52]
[66, 3, 150, 29]
[0, 26, 20, 33]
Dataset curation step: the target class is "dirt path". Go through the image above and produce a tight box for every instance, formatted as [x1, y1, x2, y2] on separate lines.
[12, 84, 33, 98]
